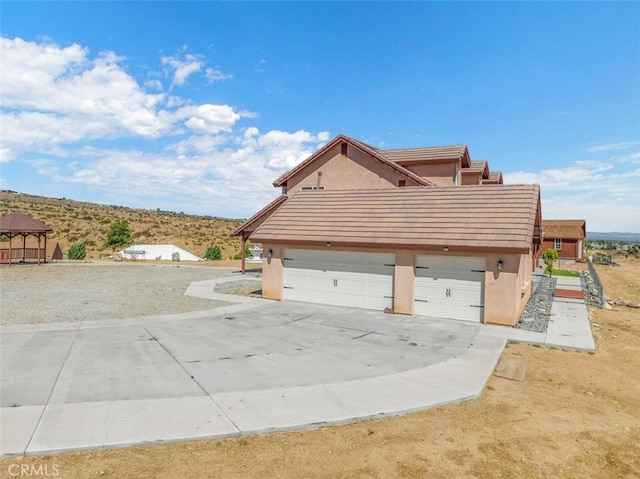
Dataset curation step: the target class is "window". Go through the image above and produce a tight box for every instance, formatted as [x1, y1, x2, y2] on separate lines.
[554, 238, 562, 250]
[398, 180, 406, 187]
[282, 186, 288, 194]
[301, 185, 325, 191]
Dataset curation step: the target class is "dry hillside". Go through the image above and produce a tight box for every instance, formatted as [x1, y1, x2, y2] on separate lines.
[0, 191, 246, 260]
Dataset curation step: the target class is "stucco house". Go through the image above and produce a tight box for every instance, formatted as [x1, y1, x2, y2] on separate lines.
[541, 220, 586, 260]
[233, 134, 541, 326]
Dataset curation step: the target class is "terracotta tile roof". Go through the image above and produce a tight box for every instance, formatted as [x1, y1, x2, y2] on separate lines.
[0, 213, 52, 233]
[380, 145, 471, 167]
[231, 195, 288, 237]
[462, 160, 489, 178]
[250, 185, 541, 253]
[543, 220, 586, 239]
[273, 134, 435, 187]
[482, 171, 503, 184]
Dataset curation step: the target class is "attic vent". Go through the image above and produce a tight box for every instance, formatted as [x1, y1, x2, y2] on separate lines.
[398, 180, 406, 187]
[341, 143, 348, 156]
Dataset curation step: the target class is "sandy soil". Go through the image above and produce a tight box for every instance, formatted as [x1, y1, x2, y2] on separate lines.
[2, 259, 639, 478]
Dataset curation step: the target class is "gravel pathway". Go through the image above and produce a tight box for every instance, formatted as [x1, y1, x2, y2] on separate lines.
[515, 274, 557, 333]
[0, 262, 236, 326]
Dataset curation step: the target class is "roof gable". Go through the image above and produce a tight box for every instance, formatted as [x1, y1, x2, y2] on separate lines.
[380, 145, 471, 168]
[273, 134, 434, 188]
[251, 185, 541, 253]
[462, 160, 490, 179]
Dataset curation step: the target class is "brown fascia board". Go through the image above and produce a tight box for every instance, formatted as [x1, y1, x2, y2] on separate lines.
[272, 134, 434, 187]
[528, 185, 542, 244]
[231, 195, 288, 237]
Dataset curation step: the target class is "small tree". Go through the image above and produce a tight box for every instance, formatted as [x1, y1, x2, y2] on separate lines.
[67, 242, 87, 260]
[542, 248, 558, 277]
[204, 245, 222, 261]
[104, 219, 133, 253]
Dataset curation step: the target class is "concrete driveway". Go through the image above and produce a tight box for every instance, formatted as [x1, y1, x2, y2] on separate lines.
[0, 300, 507, 456]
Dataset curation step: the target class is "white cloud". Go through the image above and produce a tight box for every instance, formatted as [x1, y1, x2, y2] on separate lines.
[0, 36, 331, 219]
[505, 163, 614, 191]
[0, 148, 13, 163]
[184, 104, 241, 134]
[586, 141, 639, 153]
[506, 159, 640, 232]
[161, 50, 203, 86]
[205, 68, 232, 83]
[35, 128, 331, 218]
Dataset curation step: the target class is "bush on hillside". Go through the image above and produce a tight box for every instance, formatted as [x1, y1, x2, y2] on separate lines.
[204, 245, 222, 261]
[67, 242, 87, 260]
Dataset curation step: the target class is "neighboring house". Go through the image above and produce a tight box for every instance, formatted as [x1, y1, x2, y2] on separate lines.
[117, 244, 202, 261]
[542, 220, 587, 260]
[233, 134, 541, 327]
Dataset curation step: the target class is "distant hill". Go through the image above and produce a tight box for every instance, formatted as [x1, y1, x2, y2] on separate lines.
[587, 232, 640, 242]
[0, 191, 246, 260]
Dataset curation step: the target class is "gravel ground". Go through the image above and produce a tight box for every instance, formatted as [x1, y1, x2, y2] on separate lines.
[0, 262, 236, 326]
[515, 274, 557, 333]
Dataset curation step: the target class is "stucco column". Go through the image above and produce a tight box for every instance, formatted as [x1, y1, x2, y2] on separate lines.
[394, 250, 415, 315]
[262, 244, 283, 300]
[484, 254, 519, 326]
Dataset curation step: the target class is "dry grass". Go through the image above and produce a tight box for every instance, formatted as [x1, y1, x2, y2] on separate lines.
[0, 191, 246, 260]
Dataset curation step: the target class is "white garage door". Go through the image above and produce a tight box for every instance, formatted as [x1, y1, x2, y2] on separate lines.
[283, 249, 394, 310]
[414, 255, 485, 322]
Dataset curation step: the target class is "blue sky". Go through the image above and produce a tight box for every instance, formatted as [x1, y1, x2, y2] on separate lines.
[1, 1, 639, 232]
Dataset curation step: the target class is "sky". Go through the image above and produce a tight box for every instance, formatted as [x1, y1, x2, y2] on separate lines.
[1, 1, 639, 232]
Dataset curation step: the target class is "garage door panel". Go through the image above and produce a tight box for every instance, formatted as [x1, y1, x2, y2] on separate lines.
[450, 303, 483, 322]
[283, 249, 394, 311]
[414, 255, 485, 322]
[414, 298, 448, 317]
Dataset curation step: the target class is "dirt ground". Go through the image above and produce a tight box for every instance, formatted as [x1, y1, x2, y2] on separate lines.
[2, 259, 639, 479]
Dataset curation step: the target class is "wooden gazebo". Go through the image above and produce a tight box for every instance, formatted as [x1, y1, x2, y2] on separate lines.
[0, 213, 53, 266]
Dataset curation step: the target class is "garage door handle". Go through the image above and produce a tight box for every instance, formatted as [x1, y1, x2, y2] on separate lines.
[415, 299, 429, 303]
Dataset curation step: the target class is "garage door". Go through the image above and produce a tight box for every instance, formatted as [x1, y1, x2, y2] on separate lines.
[414, 255, 485, 322]
[283, 249, 394, 310]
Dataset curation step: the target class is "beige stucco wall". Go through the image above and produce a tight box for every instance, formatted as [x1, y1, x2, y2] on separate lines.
[402, 161, 458, 186]
[285, 144, 418, 194]
[483, 253, 531, 326]
[461, 173, 482, 185]
[260, 244, 530, 326]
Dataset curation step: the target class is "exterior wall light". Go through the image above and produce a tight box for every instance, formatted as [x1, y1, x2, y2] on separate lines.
[326, 242, 331, 247]
[443, 246, 449, 252]
[267, 249, 273, 259]
[497, 259, 504, 271]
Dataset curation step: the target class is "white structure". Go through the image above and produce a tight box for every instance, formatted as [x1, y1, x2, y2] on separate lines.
[118, 244, 202, 262]
[246, 244, 263, 263]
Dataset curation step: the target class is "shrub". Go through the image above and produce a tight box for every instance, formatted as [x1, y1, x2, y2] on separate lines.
[204, 245, 222, 261]
[542, 248, 558, 277]
[67, 242, 87, 260]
